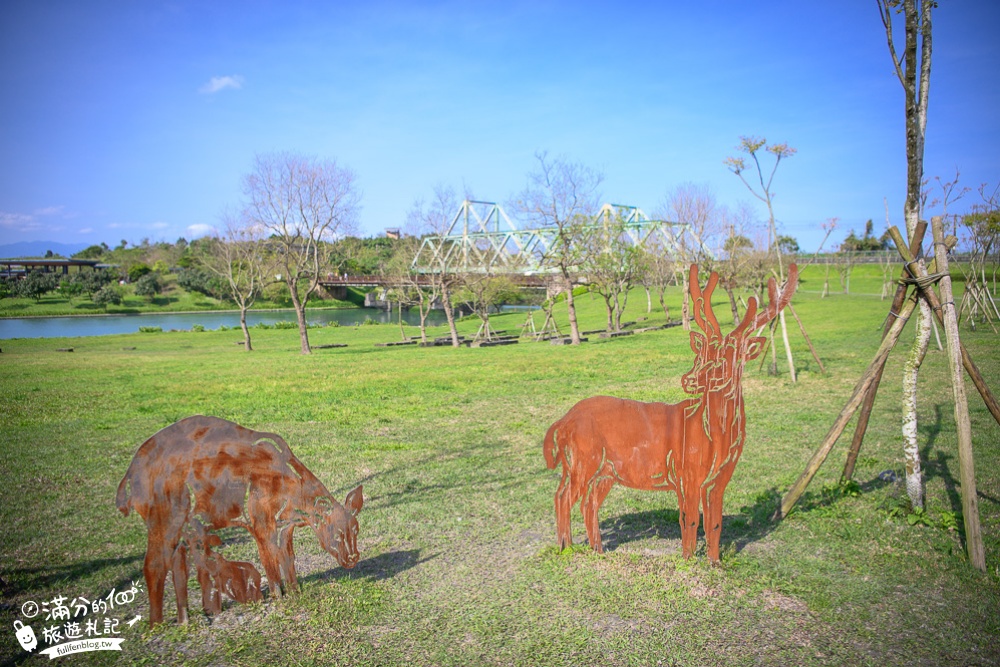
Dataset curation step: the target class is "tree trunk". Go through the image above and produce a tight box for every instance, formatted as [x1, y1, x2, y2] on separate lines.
[659, 290, 670, 321]
[603, 294, 614, 332]
[564, 273, 581, 344]
[240, 306, 253, 352]
[441, 283, 460, 347]
[288, 280, 311, 354]
[779, 310, 797, 382]
[418, 296, 429, 343]
[726, 287, 740, 326]
[398, 301, 406, 341]
[644, 286, 652, 314]
[681, 273, 691, 331]
[618, 286, 630, 330]
[901, 297, 931, 509]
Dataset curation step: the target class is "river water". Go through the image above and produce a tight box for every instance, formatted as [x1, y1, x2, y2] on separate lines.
[0, 307, 453, 339]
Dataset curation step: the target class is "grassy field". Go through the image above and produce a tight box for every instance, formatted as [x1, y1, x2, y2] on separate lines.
[1, 264, 998, 666]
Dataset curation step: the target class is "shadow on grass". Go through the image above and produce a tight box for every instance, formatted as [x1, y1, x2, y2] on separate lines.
[597, 487, 787, 555]
[339, 440, 538, 511]
[2, 554, 145, 598]
[303, 549, 438, 584]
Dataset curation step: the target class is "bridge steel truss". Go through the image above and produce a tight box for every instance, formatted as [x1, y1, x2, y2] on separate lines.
[410, 199, 698, 275]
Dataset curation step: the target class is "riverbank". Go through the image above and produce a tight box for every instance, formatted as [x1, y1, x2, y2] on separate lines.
[0, 286, 367, 319]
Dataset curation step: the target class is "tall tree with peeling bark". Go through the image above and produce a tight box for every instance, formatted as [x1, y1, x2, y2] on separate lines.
[725, 137, 798, 382]
[243, 152, 360, 354]
[513, 152, 603, 345]
[878, 0, 933, 509]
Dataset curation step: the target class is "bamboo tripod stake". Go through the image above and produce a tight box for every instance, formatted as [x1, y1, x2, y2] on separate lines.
[931, 217, 986, 571]
[842, 222, 927, 482]
[777, 219, 993, 571]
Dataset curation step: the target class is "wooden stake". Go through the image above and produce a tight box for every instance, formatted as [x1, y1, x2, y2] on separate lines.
[931, 216, 986, 571]
[786, 303, 825, 373]
[842, 221, 927, 482]
[774, 287, 920, 519]
[887, 229, 1000, 428]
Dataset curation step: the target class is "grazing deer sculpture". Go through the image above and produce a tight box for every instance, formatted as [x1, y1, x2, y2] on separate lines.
[117, 415, 363, 624]
[544, 263, 798, 562]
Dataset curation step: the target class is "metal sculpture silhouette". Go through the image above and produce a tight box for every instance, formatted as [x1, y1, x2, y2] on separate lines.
[544, 263, 798, 562]
[116, 415, 363, 624]
[185, 517, 263, 615]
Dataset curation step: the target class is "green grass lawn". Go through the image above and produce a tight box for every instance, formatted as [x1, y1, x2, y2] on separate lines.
[1, 264, 998, 666]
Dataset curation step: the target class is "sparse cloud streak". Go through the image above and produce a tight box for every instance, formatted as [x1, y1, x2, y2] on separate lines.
[186, 223, 215, 238]
[199, 75, 244, 94]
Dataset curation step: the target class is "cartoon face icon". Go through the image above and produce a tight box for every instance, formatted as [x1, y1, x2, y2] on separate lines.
[14, 620, 37, 652]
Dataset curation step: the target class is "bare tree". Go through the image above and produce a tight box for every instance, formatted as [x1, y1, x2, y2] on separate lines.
[585, 211, 644, 332]
[201, 210, 272, 351]
[243, 152, 360, 354]
[407, 185, 463, 346]
[385, 236, 441, 344]
[638, 239, 676, 322]
[718, 202, 760, 325]
[455, 272, 517, 342]
[512, 152, 603, 345]
[878, 0, 934, 509]
[657, 183, 719, 331]
[958, 183, 1000, 328]
[725, 137, 798, 381]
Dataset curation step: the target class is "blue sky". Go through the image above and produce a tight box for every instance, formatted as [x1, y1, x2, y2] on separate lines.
[1, 1, 997, 252]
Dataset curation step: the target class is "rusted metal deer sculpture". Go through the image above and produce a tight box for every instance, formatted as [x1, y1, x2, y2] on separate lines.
[116, 415, 363, 624]
[544, 263, 798, 562]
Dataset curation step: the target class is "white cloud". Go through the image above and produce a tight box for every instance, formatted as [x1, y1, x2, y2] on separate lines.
[199, 75, 244, 94]
[186, 223, 215, 238]
[77, 228, 93, 234]
[150, 221, 170, 230]
[0, 210, 41, 231]
[33, 205, 65, 216]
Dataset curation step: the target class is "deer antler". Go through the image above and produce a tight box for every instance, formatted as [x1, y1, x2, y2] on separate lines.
[688, 264, 722, 339]
[732, 263, 799, 337]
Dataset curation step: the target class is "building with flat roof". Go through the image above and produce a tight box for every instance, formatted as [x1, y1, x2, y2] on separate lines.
[0, 258, 110, 279]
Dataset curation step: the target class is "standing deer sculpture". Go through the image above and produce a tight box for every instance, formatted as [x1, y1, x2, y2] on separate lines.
[544, 263, 798, 562]
[117, 415, 363, 624]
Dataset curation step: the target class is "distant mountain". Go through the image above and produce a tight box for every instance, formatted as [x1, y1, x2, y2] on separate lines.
[0, 241, 91, 259]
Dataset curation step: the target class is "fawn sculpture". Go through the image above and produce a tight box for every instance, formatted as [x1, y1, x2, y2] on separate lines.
[185, 518, 263, 615]
[544, 263, 798, 562]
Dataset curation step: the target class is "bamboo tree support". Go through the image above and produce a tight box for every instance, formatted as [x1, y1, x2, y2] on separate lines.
[757, 318, 778, 374]
[842, 221, 928, 482]
[887, 229, 1000, 427]
[774, 282, 921, 520]
[785, 225, 1000, 521]
[931, 217, 986, 571]
[778, 229, 955, 518]
[519, 309, 537, 338]
[786, 303, 825, 373]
